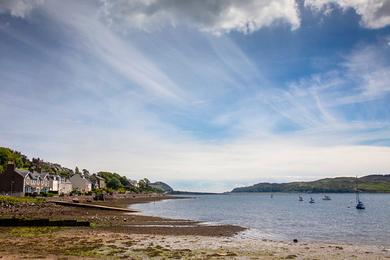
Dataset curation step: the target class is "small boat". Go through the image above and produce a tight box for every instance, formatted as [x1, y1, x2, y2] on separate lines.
[270, 194, 274, 198]
[355, 176, 365, 210]
[309, 197, 315, 204]
[299, 196, 303, 201]
[322, 195, 331, 200]
[356, 200, 365, 210]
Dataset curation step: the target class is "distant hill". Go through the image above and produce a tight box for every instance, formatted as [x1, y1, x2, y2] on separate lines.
[149, 182, 174, 193]
[231, 175, 390, 193]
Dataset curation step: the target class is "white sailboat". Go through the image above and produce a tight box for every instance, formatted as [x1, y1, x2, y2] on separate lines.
[355, 176, 365, 210]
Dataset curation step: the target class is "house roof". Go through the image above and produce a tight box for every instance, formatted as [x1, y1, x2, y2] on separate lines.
[14, 169, 31, 178]
[30, 172, 50, 180]
[71, 173, 92, 183]
[90, 175, 105, 181]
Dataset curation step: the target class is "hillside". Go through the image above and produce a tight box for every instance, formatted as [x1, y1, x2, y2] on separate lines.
[231, 175, 390, 193]
[0, 146, 168, 193]
[149, 182, 174, 193]
[0, 147, 73, 177]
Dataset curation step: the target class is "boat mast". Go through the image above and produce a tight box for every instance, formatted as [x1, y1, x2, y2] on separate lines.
[355, 175, 359, 203]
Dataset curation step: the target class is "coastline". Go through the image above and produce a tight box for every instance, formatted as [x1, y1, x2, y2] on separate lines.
[0, 194, 389, 259]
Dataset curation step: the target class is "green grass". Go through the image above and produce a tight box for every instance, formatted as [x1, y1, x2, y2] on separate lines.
[359, 183, 390, 192]
[0, 195, 45, 205]
[9, 227, 62, 237]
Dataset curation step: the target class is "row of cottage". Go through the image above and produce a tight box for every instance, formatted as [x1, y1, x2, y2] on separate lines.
[0, 162, 106, 196]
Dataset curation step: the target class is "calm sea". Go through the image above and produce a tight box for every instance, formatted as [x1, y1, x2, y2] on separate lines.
[130, 193, 390, 245]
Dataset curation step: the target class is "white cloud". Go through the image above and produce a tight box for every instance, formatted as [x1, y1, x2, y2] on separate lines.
[0, 0, 44, 18]
[305, 0, 390, 29]
[99, 0, 301, 35]
[1, 0, 390, 192]
[39, 0, 188, 103]
[333, 45, 390, 104]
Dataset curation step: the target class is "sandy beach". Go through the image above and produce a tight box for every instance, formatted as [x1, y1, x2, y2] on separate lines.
[1, 194, 389, 259]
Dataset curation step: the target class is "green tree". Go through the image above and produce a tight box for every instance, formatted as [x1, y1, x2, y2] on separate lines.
[75, 166, 80, 174]
[82, 169, 89, 176]
[138, 178, 151, 190]
[0, 147, 26, 170]
[119, 176, 130, 187]
[0, 147, 13, 167]
[107, 178, 122, 190]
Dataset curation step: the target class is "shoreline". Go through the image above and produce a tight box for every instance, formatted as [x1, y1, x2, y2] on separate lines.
[1, 193, 390, 259]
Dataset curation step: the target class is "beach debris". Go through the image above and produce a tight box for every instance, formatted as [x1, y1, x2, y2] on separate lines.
[293, 239, 298, 243]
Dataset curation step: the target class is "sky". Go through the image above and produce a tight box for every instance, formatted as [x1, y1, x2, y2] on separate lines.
[0, 0, 390, 192]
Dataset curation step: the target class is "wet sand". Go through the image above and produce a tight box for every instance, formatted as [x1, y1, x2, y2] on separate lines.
[0, 194, 244, 236]
[0, 227, 389, 259]
[1, 194, 389, 259]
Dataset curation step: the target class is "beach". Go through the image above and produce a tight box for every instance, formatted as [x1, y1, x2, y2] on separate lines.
[0, 194, 389, 259]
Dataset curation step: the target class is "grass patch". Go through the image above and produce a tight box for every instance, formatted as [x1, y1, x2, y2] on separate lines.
[0, 196, 45, 206]
[9, 227, 62, 237]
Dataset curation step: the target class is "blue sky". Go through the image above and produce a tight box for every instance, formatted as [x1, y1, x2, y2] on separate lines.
[1, 0, 390, 192]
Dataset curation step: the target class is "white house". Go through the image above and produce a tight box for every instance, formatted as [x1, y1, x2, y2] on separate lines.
[49, 175, 73, 194]
[69, 173, 92, 192]
[59, 178, 73, 194]
[49, 175, 59, 192]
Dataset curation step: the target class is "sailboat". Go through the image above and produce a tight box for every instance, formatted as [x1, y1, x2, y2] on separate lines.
[355, 176, 365, 210]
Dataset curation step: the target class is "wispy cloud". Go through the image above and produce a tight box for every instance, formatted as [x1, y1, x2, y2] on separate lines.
[0, 0, 44, 18]
[0, 0, 390, 192]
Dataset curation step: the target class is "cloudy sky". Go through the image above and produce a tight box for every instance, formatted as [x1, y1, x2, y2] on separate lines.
[1, 0, 390, 192]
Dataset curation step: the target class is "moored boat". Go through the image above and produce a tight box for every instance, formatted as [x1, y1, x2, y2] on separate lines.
[355, 176, 365, 210]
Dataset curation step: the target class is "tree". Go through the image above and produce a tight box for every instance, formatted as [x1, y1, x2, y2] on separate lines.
[119, 176, 130, 187]
[138, 178, 151, 190]
[0, 147, 26, 170]
[82, 169, 89, 176]
[0, 147, 13, 166]
[75, 166, 80, 174]
[107, 178, 122, 190]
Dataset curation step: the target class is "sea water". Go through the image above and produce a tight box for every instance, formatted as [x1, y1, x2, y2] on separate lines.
[130, 193, 390, 245]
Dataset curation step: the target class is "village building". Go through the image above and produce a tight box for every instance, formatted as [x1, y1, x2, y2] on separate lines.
[0, 162, 51, 196]
[48, 175, 73, 195]
[89, 174, 106, 190]
[28, 171, 50, 194]
[58, 178, 73, 194]
[69, 173, 92, 192]
[0, 163, 30, 196]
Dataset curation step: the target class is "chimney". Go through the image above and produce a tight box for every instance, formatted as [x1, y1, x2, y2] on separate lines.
[6, 161, 15, 173]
